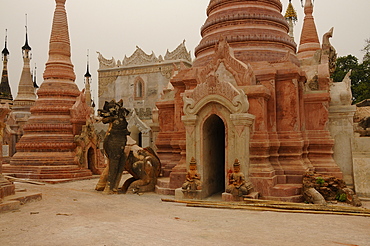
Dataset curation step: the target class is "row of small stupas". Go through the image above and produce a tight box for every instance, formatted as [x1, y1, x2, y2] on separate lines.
[0, 27, 39, 158]
[0, 25, 39, 203]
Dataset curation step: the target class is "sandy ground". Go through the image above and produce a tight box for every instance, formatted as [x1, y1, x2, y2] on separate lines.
[0, 177, 369, 246]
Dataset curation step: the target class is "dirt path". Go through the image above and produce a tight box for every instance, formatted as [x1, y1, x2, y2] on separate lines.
[0, 178, 369, 246]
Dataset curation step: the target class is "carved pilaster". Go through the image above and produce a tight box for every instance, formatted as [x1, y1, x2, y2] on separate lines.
[230, 113, 255, 175]
[329, 105, 356, 187]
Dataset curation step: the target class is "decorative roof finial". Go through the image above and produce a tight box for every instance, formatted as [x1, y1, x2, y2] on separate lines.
[85, 49, 91, 78]
[22, 14, 31, 51]
[2, 29, 9, 56]
[285, 0, 298, 23]
[33, 64, 39, 88]
[285, 0, 298, 40]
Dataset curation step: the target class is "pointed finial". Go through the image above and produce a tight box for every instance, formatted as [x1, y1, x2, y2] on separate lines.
[2, 29, 9, 56]
[22, 14, 32, 51]
[303, 0, 314, 15]
[33, 64, 39, 88]
[85, 49, 91, 78]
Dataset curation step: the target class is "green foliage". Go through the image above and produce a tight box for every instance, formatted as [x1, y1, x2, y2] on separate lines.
[315, 177, 325, 185]
[332, 55, 358, 83]
[336, 193, 347, 202]
[332, 55, 370, 104]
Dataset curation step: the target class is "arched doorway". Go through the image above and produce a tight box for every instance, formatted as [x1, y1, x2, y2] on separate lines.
[203, 114, 225, 197]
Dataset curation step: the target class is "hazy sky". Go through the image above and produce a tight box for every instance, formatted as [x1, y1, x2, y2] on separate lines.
[1, 0, 370, 105]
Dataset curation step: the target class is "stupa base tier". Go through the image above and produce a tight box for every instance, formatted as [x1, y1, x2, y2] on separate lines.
[2, 164, 92, 182]
[10, 151, 79, 166]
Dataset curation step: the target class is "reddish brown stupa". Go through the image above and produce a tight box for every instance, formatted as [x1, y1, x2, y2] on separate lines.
[194, 0, 298, 67]
[6, 0, 92, 180]
[156, 0, 342, 201]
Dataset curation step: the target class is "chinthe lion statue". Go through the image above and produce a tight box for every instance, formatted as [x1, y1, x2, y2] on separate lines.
[95, 100, 161, 194]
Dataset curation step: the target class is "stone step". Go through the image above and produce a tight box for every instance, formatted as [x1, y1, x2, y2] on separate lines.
[4, 192, 42, 205]
[156, 177, 170, 188]
[271, 184, 302, 197]
[155, 185, 175, 196]
[0, 200, 20, 213]
[0, 191, 42, 213]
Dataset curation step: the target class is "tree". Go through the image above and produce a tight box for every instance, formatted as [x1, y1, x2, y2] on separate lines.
[332, 55, 370, 104]
[362, 38, 370, 62]
[332, 55, 358, 83]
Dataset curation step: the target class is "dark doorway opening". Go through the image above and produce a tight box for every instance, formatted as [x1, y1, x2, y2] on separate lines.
[203, 114, 225, 197]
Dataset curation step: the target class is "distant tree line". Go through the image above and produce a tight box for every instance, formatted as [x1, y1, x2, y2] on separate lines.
[332, 39, 370, 104]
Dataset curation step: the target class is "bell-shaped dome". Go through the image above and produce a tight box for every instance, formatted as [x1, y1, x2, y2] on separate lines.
[194, 0, 298, 67]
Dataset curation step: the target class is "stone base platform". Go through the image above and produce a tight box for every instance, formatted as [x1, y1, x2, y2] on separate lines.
[0, 191, 42, 213]
[2, 164, 92, 182]
[175, 188, 202, 200]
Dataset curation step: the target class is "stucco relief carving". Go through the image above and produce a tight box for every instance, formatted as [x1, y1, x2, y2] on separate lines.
[98, 42, 192, 69]
[184, 82, 249, 116]
[184, 39, 252, 116]
[278, 83, 299, 131]
[159, 110, 175, 132]
[123, 47, 161, 66]
[160, 66, 174, 79]
[98, 76, 117, 97]
[199, 38, 256, 86]
[164, 40, 192, 62]
[97, 51, 116, 69]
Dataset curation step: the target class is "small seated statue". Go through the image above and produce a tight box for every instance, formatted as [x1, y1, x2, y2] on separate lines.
[182, 157, 202, 193]
[226, 159, 253, 197]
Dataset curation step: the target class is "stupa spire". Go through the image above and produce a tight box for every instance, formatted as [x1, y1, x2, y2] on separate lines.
[84, 49, 92, 107]
[43, 0, 76, 81]
[0, 29, 13, 103]
[9, 19, 37, 156]
[14, 20, 36, 103]
[9, 0, 91, 180]
[297, 0, 321, 59]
